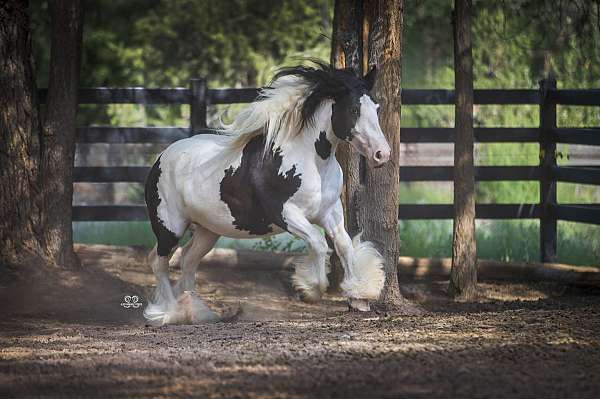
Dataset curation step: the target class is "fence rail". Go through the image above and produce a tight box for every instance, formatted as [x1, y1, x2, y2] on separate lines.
[72, 203, 600, 223]
[40, 78, 600, 263]
[39, 87, 600, 106]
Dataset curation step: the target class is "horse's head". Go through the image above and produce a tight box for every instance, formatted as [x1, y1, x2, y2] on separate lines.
[331, 67, 391, 168]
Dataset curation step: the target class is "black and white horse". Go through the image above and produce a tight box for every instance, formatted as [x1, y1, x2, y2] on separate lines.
[144, 62, 391, 324]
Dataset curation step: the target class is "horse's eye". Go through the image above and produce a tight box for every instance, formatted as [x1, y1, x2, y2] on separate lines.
[351, 107, 359, 116]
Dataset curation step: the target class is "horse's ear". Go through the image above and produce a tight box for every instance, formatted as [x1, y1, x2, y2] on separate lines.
[364, 66, 377, 91]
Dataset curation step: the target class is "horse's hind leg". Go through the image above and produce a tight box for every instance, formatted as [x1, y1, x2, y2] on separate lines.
[162, 225, 220, 323]
[142, 210, 187, 324]
[173, 225, 219, 297]
[143, 246, 179, 324]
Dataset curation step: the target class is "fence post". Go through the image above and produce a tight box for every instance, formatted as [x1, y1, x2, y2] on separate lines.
[190, 78, 207, 135]
[539, 78, 557, 263]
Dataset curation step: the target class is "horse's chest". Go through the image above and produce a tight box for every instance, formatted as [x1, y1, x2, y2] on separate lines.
[315, 161, 343, 218]
[288, 158, 342, 222]
[219, 136, 302, 235]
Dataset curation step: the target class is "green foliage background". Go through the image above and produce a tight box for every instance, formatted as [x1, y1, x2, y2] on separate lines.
[31, 0, 600, 265]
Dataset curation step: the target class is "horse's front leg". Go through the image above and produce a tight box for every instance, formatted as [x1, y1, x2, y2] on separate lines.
[320, 200, 385, 311]
[283, 204, 330, 302]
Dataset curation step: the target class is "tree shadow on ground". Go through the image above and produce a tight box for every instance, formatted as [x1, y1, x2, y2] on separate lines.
[2, 326, 599, 399]
[399, 279, 600, 315]
[0, 251, 147, 326]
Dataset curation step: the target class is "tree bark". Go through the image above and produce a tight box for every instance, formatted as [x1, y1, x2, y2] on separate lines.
[329, 0, 364, 291]
[0, 0, 44, 265]
[360, 0, 407, 309]
[449, 0, 477, 300]
[40, 0, 82, 268]
[0, 0, 82, 269]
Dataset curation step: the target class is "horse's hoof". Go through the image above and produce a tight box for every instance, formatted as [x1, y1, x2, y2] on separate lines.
[298, 286, 322, 303]
[173, 291, 219, 324]
[348, 298, 371, 312]
[147, 291, 218, 325]
[219, 303, 244, 322]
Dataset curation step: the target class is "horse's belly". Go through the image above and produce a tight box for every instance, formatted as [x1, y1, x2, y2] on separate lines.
[193, 210, 284, 238]
[210, 222, 284, 239]
[193, 214, 284, 239]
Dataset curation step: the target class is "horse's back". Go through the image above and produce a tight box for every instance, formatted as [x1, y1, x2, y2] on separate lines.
[160, 133, 232, 165]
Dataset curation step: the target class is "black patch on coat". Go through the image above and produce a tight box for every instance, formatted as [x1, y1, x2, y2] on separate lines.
[145, 156, 180, 257]
[314, 131, 332, 159]
[331, 95, 360, 141]
[219, 136, 302, 235]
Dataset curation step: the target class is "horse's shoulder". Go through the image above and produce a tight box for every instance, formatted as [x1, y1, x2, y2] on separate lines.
[219, 135, 303, 234]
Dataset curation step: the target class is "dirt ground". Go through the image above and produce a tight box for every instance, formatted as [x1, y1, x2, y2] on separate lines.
[1, 244, 599, 398]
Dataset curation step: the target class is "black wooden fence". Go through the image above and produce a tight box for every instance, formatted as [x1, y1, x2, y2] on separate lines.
[41, 78, 600, 263]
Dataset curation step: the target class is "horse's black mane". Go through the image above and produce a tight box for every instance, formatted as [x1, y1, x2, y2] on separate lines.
[270, 61, 368, 128]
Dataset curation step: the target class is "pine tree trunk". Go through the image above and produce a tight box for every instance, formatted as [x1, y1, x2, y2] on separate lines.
[329, 0, 363, 291]
[40, 0, 82, 268]
[449, 0, 477, 300]
[0, 0, 44, 265]
[360, 0, 408, 309]
[0, 0, 82, 269]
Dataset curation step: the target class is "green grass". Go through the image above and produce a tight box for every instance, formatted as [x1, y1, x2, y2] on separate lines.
[398, 219, 542, 262]
[399, 219, 599, 266]
[74, 221, 156, 248]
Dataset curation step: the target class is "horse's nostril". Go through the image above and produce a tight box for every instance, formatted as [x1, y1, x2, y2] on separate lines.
[374, 150, 383, 161]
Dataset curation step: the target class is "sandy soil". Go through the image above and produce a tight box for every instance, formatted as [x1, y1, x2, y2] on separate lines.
[1, 244, 599, 398]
